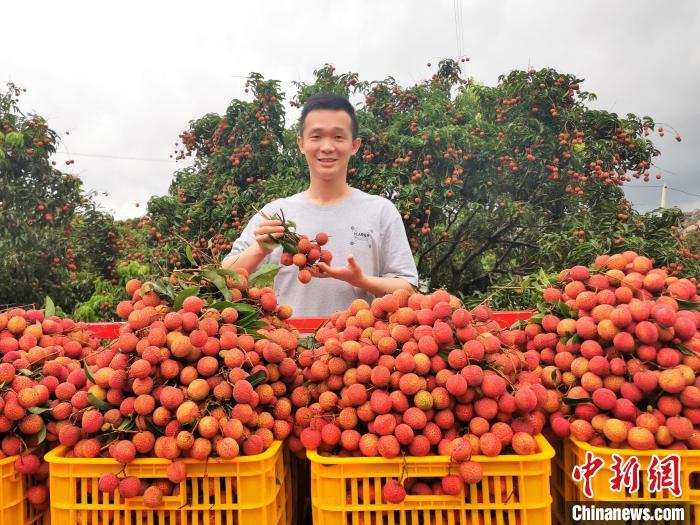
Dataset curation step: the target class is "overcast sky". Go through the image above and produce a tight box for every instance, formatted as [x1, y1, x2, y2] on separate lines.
[2, 1, 698, 219]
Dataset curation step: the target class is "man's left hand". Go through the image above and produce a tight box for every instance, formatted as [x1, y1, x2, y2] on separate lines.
[313, 254, 364, 288]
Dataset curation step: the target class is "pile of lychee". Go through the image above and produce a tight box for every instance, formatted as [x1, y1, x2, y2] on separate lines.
[262, 210, 332, 284]
[525, 252, 699, 451]
[66, 274, 304, 506]
[0, 307, 104, 512]
[279, 232, 332, 284]
[290, 289, 560, 503]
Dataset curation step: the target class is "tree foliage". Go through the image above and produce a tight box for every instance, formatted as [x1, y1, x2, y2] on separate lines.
[0, 83, 120, 309]
[135, 62, 697, 309]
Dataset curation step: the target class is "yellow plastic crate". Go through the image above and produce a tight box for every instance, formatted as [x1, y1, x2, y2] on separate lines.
[308, 434, 554, 525]
[45, 440, 289, 525]
[561, 437, 700, 524]
[0, 452, 49, 525]
[546, 435, 566, 525]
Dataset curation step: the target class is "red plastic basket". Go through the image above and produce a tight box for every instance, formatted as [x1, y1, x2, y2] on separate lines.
[86, 313, 533, 339]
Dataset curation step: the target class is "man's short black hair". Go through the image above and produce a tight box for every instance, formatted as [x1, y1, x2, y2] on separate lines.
[299, 94, 358, 139]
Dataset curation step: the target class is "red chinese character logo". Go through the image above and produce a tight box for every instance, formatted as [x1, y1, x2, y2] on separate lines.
[648, 454, 682, 498]
[572, 451, 605, 499]
[609, 453, 641, 493]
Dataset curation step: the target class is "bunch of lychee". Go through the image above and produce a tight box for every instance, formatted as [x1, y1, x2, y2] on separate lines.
[525, 251, 700, 451]
[290, 289, 558, 503]
[279, 232, 332, 284]
[261, 208, 332, 284]
[1, 307, 105, 512]
[69, 275, 304, 505]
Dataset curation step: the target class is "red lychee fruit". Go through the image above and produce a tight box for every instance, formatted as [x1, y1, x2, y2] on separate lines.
[98, 473, 120, 494]
[459, 461, 483, 484]
[441, 475, 463, 495]
[382, 479, 406, 504]
[119, 476, 142, 498]
[14, 454, 40, 475]
[111, 440, 137, 465]
[511, 432, 537, 455]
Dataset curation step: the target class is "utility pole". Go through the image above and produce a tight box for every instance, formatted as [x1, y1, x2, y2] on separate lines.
[660, 184, 668, 209]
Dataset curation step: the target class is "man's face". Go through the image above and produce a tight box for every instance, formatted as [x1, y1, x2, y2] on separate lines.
[297, 109, 361, 182]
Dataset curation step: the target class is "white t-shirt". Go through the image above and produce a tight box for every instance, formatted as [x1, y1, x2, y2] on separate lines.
[224, 188, 419, 317]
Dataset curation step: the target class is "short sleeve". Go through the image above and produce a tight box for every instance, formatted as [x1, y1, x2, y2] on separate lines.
[379, 201, 419, 287]
[222, 211, 271, 265]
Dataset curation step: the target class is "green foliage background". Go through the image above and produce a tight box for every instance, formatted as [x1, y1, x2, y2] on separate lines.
[1, 62, 697, 319]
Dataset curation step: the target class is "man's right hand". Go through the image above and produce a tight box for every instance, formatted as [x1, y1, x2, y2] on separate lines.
[253, 219, 285, 254]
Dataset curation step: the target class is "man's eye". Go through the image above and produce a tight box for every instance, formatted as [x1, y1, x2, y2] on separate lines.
[336, 136, 344, 140]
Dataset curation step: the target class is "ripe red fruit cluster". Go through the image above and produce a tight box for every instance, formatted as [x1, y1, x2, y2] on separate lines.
[1, 268, 304, 507]
[528, 251, 699, 450]
[68, 275, 305, 498]
[292, 290, 553, 502]
[0, 307, 105, 511]
[279, 231, 332, 284]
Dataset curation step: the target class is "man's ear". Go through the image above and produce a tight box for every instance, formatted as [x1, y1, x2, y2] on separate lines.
[297, 135, 304, 154]
[351, 137, 361, 155]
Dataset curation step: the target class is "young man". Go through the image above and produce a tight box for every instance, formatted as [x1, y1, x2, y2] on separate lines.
[222, 94, 418, 317]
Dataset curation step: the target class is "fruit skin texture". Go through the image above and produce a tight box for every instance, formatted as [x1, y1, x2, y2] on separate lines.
[441, 475, 463, 495]
[459, 461, 483, 484]
[382, 479, 406, 503]
[143, 486, 163, 508]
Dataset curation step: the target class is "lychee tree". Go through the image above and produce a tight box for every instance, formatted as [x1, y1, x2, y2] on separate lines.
[0, 83, 120, 310]
[121, 63, 699, 307]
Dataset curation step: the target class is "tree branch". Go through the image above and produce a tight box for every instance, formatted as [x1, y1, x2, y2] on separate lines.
[461, 236, 518, 288]
[457, 217, 519, 275]
[417, 200, 467, 269]
[494, 238, 539, 250]
[427, 206, 479, 289]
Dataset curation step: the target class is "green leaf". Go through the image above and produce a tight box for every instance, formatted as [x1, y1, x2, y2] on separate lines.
[28, 406, 52, 414]
[202, 270, 232, 301]
[5, 131, 24, 147]
[249, 264, 281, 288]
[297, 335, 316, 350]
[529, 312, 545, 325]
[552, 301, 575, 319]
[208, 300, 237, 311]
[238, 318, 266, 329]
[87, 393, 113, 411]
[18, 369, 33, 377]
[83, 361, 96, 384]
[562, 397, 593, 406]
[236, 327, 266, 339]
[118, 417, 134, 431]
[44, 296, 55, 318]
[245, 370, 268, 387]
[674, 343, 696, 357]
[233, 303, 258, 315]
[145, 418, 165, 436]
[37, 424, 47, 444]
[185, 245, 197, 266]
[677, 300, 700, 312]
[217, 268, 243, 284]
[174, 287, 200, 310]
[280, 240, 297, 254]
[152, 280, 175, 300]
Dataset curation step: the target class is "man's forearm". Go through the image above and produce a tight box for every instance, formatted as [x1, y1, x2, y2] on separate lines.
[222, 244, 269, 274]
[354, 275, 416, 297]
